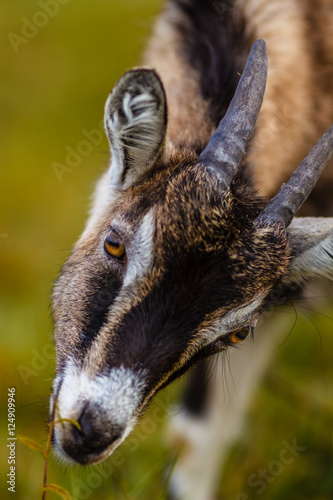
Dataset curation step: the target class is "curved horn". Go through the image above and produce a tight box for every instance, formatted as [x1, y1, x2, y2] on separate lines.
[256, 125, 333, 228]
[199, 39, 268, 190]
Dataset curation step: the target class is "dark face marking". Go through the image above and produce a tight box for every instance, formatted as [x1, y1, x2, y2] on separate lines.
[53, 161, 290, 405]
[52, 245, 123, 370]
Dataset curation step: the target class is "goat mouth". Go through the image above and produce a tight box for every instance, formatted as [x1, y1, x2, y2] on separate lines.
[53, 427, 123, 465]
[67, 443, 120, 466]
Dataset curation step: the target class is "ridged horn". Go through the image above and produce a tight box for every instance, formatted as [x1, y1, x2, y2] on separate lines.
[256, 125, 333, 228]
[199, 39, 268, 190]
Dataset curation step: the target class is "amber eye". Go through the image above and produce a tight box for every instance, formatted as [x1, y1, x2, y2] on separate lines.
[229, 328, 249, 344]
[104, 234, 125, 259]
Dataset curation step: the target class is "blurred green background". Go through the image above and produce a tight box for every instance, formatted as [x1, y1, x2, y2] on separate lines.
[0, 1, 332, 499]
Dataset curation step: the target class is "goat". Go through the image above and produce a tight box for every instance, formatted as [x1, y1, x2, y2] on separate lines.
[50, 0, 333, 498]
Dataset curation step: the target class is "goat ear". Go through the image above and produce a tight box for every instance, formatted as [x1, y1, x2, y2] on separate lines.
[104, 69, 167, 190]
[282, 217, 333, 285]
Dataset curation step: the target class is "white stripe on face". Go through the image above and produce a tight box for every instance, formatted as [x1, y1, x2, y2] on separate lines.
[200, 292, 267, 345]
[123, 209, 156, 287]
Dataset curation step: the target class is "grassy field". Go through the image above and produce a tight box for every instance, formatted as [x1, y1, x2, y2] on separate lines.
[1, 1, 333, 499]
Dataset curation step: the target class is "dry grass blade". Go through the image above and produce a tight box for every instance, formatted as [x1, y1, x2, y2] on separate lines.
[53, 417, 82, 432]
[41, 402, 80, 500]
[18, 435, 46, 457]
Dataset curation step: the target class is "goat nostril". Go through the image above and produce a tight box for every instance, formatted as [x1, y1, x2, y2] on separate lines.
[71, 420, 84, 447]
[69, 407, 123, 453]
[78, 409, 94, 439]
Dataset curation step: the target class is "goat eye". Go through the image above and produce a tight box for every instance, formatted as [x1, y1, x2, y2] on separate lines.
[104, 234, 125, 259]
[228, 328, 249, 344]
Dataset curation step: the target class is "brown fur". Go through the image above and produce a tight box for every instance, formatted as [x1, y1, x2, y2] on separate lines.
[145, 0, 333, 203]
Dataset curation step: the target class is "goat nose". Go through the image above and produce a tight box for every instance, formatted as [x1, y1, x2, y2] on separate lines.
[65, 406, 123, 463]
